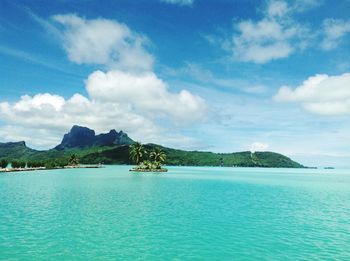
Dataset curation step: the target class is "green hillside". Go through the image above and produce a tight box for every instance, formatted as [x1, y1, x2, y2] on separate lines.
[78, 144, 304, 168]
[0, 126, 305, 168]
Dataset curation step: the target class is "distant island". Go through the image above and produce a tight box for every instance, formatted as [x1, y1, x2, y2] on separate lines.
[0, 125, 305, 169]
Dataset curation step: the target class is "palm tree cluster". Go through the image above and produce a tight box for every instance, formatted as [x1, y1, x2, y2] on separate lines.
[68, 154, 79, 166]
[11, 160, 26, 169]
[129, 142, 166, 170]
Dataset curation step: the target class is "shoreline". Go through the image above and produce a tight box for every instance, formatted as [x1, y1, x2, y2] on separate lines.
[129, 168, 168, 172]
[0, 165, 104, 173]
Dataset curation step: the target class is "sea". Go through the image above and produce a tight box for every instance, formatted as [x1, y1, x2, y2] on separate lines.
[1, 166, 349, 260]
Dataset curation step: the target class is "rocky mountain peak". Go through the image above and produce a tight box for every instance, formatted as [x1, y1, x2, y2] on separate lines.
[54, 126, 134, 150]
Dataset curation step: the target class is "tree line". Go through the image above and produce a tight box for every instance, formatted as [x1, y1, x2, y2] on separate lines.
[0, 154, 80, 169]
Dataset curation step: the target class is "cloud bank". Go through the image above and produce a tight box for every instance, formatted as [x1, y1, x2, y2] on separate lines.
[226, 0, 349, 64]
[230, 0, 310, 63]
[0, 14, 206, 149]
[0, 69, 206, 147]
[274, 73, 350, 115]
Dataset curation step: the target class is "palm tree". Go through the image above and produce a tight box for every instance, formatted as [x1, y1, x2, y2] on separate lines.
[129, 142, 146, 164]
[68, 154, 79, 166]
[142, 160, 152, 170]
[150, 147, 166, 166]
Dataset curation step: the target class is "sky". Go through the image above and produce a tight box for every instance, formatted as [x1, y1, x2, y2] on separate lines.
[0, 0, 350, 168]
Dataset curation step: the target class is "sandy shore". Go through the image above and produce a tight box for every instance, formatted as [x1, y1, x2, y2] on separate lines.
[0, 165, 103, 173]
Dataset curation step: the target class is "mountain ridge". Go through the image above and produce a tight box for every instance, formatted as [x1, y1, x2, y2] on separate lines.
[55, 125, 134, 150]
[0, 126, 305, 168]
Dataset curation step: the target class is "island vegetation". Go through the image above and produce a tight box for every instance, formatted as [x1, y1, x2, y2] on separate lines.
[0, 153, 102, 173]
[0, 159, 8, 169]
[0, 125, 305, 169]
[129, 142, 167, 172]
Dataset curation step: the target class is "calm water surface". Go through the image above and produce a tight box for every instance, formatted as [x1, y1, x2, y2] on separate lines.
[1, 166, 350, 260]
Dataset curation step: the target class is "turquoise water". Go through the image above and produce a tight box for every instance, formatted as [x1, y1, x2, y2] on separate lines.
[1, 166, 350, 260]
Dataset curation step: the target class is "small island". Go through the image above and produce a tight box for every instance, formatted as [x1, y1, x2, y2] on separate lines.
[129, 142, 168, 172]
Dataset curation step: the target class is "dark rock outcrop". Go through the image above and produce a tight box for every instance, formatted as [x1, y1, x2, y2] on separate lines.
[55, 125, 134, 150]
[0, 141, 27, 148]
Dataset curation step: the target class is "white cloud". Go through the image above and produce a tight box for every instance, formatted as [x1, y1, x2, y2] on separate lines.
[160, 0, 194, 6]
[0, 13, 208, 148]
[0, 69, 207, 148]
[85, 70, 207, 123]
[0, 92, 157, 137]
[250, 142, 269, 153]
[52, 14, 154, 72]
[321, 19, 350, 50]
[0, 14, 208, 149]
[0, 126, 65, 148]
[274, 73, 350, 115]
[293, 0, 322, 11]
[267, 0, 289, 17]
[230, 0, 310, 63]
[13, 93, 65, 111]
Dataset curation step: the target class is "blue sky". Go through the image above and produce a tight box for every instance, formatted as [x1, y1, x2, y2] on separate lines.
[1, 0, 350, 167]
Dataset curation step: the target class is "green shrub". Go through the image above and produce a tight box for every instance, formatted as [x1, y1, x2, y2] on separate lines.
[0, 159, 8, 169]
[27, 161, 45, 168]
[44, 159, 68, 169]
[11, 161, 26, 168]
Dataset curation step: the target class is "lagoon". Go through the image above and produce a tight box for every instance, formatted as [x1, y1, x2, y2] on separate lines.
[1, 166, 350, 260]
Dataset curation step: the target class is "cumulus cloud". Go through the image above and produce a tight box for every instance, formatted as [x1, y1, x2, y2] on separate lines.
[160, 0, 194, 6]
[274, 73, 350, 115]
[250, 142, 269, 153]
[0, 92, 157, 136]
[230, 0, 310, 63]
[321, 19, 350, 50]
[85, 70, 207, 123]
[52, 14, 154, 72]
[0, 14, 207, 149]
[0, 70, 207, 148]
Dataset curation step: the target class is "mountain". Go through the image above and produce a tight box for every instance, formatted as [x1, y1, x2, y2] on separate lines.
[55, 125, 134, 150]
[0, 141, 37, 159]
[0, 126, 305, 168]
